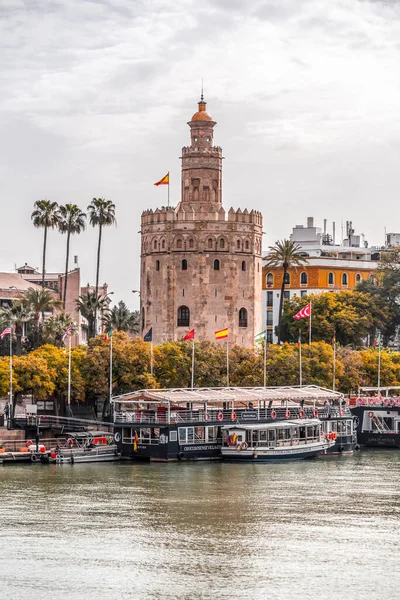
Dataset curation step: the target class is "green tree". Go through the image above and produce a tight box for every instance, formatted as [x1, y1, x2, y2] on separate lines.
[75, 291, 110, 340]
[87, 198, 116, 322]
[41, 313, 76, 347]
[0, 301, 33, 355]
[103, 301, 140, 334]
[264, 239, 308, 344]
[58, 204, 86, 309]
[20, 287, 62, 348]
[31, 200, 60, 287]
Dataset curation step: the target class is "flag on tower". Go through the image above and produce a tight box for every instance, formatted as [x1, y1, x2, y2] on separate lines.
[0, 327, 11, 339]
[183, 329, 195, 341]
[293, 303, 311, 320]
[154, 173, 169, 186]
[144, 327, 153, 342]
[215, 328, 228, 340]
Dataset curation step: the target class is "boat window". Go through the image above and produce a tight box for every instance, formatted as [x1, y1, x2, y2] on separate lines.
[347, 421, 352, 435]
[187, 427, 194, 443]
[206, 427, 217, 442]
[195, 427, 205, 442]
[259, 431, 267, 443]
[178, 428, 187, 444]
[306, 426, 314, 439]
[268, 429, 275, 443]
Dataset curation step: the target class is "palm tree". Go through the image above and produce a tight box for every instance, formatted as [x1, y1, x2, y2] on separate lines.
[264, 239, 308, 344]
[58, 204, 86, 310]
[31, 200, 60, 287]
[21, 287, 62, 347]
[41, 313, 76, 347]
[103, 301, 140, 334]
[87, 198, 116, 299]
[0, 301, 33, 355]
[75, 291, 110, 340]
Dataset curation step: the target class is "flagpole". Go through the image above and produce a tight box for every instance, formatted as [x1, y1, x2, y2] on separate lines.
[167, 171, 170, 208]
[9, 324, 12, 414]
[67, 335, 72, 407]
[226, 336, 229, 387]
[263, 335, 267, 388]
[150, 340, 153, 376]
[191, 338, 195, 390]
[377, 332, 381, 391]
[109, 332, 113, 403]
[333, 339, 336, 392]
[309, 301, 312, 346]
[299, 329, 302, 387]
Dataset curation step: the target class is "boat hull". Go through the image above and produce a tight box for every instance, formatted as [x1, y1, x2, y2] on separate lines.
[222, 442, 330, 462]
[351, 405, 400, 448]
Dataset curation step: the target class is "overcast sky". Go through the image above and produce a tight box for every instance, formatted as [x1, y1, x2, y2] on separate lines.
[1, 0, 400, 309]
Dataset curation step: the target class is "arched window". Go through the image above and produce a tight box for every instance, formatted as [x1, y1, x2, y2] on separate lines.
[220, 238, 225, 249]
[177, 305, 190, 327]
[328, 272, 334, 285]
[182, 259, 187, 271]
[236, 240, 241, 250]
[342, 273, 348, 286]
[356, 273, 362, 283]
[284, 272, 290, 285]
[177, 239, 182, 249]
[189, 238, 194, 249]
[214, 259, 220, 271]
[153, 239, 158, 250]
[156, 260, 160, 271]
[300, 272, 308, 285]
[266, 272, 273, 287]
[239, 308, 248, 328]
[242, 261, 246, 272]
[245, 241, 249, 250]
[208, 238, 213, 249]
[161, 240, 165, 250]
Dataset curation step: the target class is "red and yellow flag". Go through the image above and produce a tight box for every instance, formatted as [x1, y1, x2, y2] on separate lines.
[215, 328, 228, 340]
[183, 329, 195, 341]
[154, 173, 169, 186]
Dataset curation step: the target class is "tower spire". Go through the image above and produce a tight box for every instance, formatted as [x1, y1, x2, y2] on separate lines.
[201, 78, 204, 102]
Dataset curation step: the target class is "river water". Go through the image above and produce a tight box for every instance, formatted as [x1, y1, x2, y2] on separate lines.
[0, 451, 399, 600]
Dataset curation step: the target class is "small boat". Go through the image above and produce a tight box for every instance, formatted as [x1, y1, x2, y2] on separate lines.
[49, 431, 119, 464]
[221, 418, 333, 461]
[350, 388, 400, 448]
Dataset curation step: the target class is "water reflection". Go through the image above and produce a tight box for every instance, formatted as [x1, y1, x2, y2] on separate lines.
[0, 452, 399, 600]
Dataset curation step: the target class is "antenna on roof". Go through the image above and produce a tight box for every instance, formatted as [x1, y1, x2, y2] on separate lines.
[201, 78, 204, 101]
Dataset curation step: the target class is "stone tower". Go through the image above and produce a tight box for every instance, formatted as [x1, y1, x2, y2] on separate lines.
[140, 96, 263, 346]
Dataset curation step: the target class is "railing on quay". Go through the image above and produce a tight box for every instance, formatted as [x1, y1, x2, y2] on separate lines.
[114, 406, 351, 426]
[10, 415, 113, 433]
[0, 437, 65, 453]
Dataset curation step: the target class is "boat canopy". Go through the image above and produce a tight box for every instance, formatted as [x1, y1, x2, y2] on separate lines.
[112, 385, 342, 407]
[222, 419, 321, 431]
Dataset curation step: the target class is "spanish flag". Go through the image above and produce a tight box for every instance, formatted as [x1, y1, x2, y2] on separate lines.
[154, 172, 169, 186]
[133, 432, 139, 452]
[215, 328, 228, 340]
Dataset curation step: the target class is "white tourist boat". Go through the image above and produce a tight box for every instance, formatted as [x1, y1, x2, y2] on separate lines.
[49, 431, 119, 464]
[221, 418, 333, 461]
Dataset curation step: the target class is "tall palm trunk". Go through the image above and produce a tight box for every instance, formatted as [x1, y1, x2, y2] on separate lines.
[94, 223, 103, 336]
[63, 229, 71, 310]
[277, 265, 288, 344]
[15, 323, 22, 356]
[41, 225, 48, 287]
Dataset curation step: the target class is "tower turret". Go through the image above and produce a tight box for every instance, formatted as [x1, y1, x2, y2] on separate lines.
[180, 96, 223, 209]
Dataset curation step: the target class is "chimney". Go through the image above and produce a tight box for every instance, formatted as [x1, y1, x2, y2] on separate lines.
[323, 219, 327, 235]
[307, 217, 314, 228]
[333, 222, 336, 244]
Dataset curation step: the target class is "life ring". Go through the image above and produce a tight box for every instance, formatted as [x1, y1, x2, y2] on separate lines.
[285, 410, 290, 419]
[390, 399, 395, 407]
[312, 409, 319, 418]
[217, 412, 224, 422]
[68, 438, 74, 448]
[204, 413, 210, 422]
[298, 409, 305, 418]
[331, 432, 337, 441]
[368, 411, 374, 418]
[26, 439, 33, 448]
[339, 408, 344, 416]
[370, 399, 376, 406]
[240, 442, 248, 451]
[30, 454, 37, 463]
[230, 411, 237, 421]
[271, 410, 277, 419]
[226, 435, 234, 447]
[114, 432, 121, 443]
[384, 399, 390, 406]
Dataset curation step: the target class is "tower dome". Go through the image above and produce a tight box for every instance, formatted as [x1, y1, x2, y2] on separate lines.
[191, 96, 213, 121]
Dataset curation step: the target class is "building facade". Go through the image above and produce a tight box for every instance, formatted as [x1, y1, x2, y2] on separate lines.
[140, 96, 263, 346]
[262, 218, 378, 343]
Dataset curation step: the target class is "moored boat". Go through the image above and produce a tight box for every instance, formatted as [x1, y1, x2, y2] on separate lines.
[49, 431, 119, 464]
[350, 387, 400, 448]
[221, 419, 333, 461]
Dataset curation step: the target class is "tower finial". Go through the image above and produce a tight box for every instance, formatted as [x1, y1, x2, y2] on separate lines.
[201, 78, 204, 102]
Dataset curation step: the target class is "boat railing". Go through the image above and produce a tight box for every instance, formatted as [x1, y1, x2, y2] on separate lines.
[352, 397, 400, 408]
[114, 406, 350, 425]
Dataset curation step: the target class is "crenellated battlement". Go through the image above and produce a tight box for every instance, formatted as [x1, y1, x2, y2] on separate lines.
[181, 145, 222, 156]
[141, 205, 262, 226]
